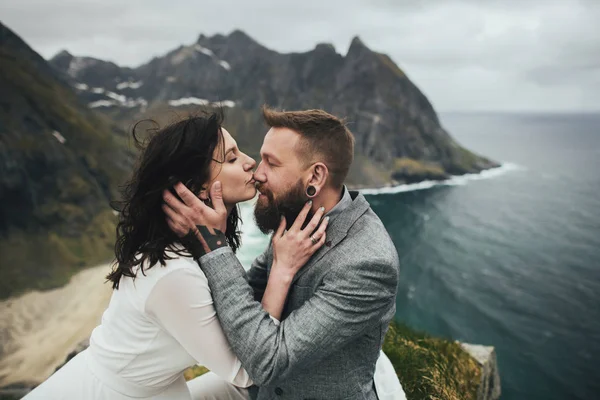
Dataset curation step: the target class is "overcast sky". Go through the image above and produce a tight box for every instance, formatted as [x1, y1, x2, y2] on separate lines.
[2, 0, 599, 112]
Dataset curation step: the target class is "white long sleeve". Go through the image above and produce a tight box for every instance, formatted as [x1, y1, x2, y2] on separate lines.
[145, 267, 253, 388]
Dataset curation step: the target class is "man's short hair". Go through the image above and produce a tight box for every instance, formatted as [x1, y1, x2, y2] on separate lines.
[262, 106, 355, 188]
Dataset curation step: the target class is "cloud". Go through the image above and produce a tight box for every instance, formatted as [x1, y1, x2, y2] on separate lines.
[1, 0, 598, 111]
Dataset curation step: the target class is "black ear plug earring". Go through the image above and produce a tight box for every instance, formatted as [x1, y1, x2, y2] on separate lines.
[306, 186, 316, 197]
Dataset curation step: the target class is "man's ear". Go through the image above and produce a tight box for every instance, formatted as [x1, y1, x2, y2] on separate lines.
[307, 162, 329, 195]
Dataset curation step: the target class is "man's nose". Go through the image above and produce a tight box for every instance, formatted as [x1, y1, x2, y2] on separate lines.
[253, 161, 266, 182]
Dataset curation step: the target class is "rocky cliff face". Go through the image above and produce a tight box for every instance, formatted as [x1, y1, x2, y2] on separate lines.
[0, 22, 133, 299]
[461, 343, 502, 400]
[50, 31, 499, 187]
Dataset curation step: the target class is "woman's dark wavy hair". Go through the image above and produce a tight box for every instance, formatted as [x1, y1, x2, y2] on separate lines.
[106, 110, 242, 289]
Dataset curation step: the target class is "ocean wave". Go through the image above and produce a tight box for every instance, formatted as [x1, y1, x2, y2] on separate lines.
[359, 162, 523, 195]
[235, 163, 523, 267]
[237, 200, 269, 269]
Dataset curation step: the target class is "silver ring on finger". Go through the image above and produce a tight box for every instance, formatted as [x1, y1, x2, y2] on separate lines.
[310, 235, 318, 245]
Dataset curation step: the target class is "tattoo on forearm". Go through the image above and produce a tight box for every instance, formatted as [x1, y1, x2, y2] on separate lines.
[181, 231, 206, 260]
[181, 225, 227, 260]
[196, 225, 227, 251]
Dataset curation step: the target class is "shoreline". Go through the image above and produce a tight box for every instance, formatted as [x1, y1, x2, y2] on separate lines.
[0, 263, 113, 389]
[350, 162, 515, 194]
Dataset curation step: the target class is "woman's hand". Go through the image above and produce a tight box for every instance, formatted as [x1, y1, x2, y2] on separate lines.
[271, 201, 330, 281]
[262, 201, 329, 321]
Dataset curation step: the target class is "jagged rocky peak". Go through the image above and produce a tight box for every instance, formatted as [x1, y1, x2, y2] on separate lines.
[48, 50, 76, 81]
[46, 27, 498, 187]
[347, 35, 372, 57]
[196, 29, 259, 50]
[194, 30, 274, 70]
[227, 29, 260, 46]
[197, 32, 226, 46]
[48, 53, 101, 80]
[313, 42, 338, 54]
[50, 49, 74, 62]
[342, 35, 381, 73]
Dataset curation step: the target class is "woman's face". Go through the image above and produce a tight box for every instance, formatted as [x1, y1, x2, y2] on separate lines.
[204, 128, 257, 208]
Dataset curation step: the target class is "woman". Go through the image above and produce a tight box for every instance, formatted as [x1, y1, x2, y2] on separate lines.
[24, 111, 329, 399]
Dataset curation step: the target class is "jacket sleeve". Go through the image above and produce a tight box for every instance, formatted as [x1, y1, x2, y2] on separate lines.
[197, 247, 399, 386]
[245, 240, 272, 302]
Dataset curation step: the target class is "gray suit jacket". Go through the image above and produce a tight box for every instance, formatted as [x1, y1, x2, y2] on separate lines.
[198, 191, 400, 400]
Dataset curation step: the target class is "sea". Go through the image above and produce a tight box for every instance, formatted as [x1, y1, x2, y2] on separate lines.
[236, 112, 600, 400]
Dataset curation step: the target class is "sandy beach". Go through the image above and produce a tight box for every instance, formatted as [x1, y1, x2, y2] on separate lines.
[0, 263, 113, 387]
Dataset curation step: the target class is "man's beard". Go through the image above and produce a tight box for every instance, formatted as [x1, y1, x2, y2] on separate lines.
[254, 179, 311, 234]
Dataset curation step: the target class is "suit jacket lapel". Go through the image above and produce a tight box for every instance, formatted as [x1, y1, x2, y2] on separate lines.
[291, 191, 371, 285]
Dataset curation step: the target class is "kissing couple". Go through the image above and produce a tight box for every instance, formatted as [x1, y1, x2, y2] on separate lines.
[25, 107, 404, 400]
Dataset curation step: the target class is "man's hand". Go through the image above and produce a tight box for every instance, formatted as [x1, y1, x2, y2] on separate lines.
[162, 181, 228, 259]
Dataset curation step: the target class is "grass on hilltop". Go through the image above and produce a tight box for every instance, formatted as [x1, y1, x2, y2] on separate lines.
[183, 321, 481, 400]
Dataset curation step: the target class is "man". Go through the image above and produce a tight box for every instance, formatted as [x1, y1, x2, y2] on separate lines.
[164, 107, 400, 399]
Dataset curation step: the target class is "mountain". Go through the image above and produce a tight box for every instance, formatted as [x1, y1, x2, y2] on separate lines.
[0, 25, 499, 298]
[0, 22, 133, 299]
[49, 30, 499, 187]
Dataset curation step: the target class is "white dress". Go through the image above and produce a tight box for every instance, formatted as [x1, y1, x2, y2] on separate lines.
[23, 252, 405, 400]
[24, 254, 252, 399]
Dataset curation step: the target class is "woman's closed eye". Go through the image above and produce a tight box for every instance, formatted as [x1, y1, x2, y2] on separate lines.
[228, 157, 238, 163]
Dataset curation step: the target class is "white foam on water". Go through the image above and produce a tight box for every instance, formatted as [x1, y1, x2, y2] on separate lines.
[237, 198, 268, 269]
[168, 97, 210, 107]
[359, 163, 522, 195]
[213, 100, 236, 108]
[167, 98, 236, 108]
[231, 163, 523, 268]
[166, 76, 177, 83]
[91, 87, 105, 94]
